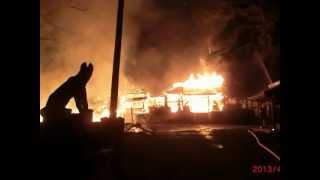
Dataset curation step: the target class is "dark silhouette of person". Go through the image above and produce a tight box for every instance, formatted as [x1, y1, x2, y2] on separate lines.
[41, 62, 93, 123]
[40, 62, 94, 180]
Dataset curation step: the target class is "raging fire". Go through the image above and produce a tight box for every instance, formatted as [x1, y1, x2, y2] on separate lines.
[166, 72, 224, 113]
[40, 72, 225, 123]
[173, 72, 224, 91]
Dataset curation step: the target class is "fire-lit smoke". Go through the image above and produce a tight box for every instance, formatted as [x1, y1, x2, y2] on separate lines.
[41, 0, 116, 110]
[41, 0, 279, 122]
[40, 0, 142, 111]
[123, 0, 279, 97]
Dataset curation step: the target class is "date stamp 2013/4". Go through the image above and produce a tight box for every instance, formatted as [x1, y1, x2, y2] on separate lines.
[252, 165, 280, 174]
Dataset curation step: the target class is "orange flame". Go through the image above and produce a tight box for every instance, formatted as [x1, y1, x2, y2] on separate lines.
[173, 72, 224, 90]
[168, 72, 224, 113]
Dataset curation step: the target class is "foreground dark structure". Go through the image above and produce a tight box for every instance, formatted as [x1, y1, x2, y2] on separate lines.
[40, 62, 124, 179]
[40, 117, 280, 180]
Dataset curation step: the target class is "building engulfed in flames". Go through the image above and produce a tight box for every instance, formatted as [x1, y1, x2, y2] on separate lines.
[41, 72, 225, 123]
[166, 72, 224, 113]
[112, 72, 225, 122]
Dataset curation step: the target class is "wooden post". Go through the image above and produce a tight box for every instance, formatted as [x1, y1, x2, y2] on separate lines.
[110, 0, 124, 121]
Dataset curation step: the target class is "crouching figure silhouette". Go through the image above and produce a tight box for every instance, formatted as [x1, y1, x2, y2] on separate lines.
[41, 62, 93, 125]
[40, 62, 95, 180]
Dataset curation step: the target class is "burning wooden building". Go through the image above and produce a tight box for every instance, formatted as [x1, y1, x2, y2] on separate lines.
[118, 72, 226, 123]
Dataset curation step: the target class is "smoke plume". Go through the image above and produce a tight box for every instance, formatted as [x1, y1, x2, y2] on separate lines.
[40, 0, 279, 109]
[123, 0, 279, 97]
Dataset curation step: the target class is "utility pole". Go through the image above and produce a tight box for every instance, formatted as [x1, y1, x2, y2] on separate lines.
[110, 0, 124, 121]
